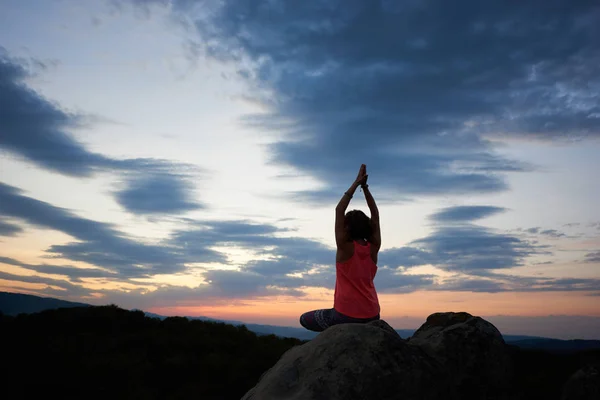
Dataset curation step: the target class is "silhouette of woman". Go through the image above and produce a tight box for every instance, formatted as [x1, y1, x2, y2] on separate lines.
[300, 164, 381, 332]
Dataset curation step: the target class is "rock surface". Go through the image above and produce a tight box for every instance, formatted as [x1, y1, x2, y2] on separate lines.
[561, 364, 600, 400]
[408, 311, 513, 396]
[241, 312, 514, 400]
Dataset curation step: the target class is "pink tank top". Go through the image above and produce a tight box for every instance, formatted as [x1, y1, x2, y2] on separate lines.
[334, 241, 380, 318]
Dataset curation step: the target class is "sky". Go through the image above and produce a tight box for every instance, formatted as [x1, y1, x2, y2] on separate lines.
[1, 0, 599, 340]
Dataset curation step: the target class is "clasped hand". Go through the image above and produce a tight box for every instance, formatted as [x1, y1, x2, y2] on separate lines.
[354, 164, 368, 187]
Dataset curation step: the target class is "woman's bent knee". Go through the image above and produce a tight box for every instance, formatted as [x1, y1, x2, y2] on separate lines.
[299, 313, 308, 328]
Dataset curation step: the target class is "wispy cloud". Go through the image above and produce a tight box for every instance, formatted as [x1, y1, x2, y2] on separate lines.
[2, 194, 596, 303]
[434, 278, 507, 293]
[585, 251, 600, 263]
[380, 224, 542, 272]
[0, 182, 444, 298]
[0, 47, 204, 215]
[437, 272, 600, 293]
[0, 183, 198, 277]
[0, 269, 92, 297]
[0, 47, 105, 177]
[0, 256, 119, 282]
[516, 227, 570, 239]
[373, 203, 600, 294]
[374, 268, 435, 294]
[429, 206, 507, 223]
[0, 218, 23, 237]
[0, 184, 334, 293]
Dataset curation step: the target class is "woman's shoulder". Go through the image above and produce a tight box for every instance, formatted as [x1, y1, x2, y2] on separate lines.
[336, 240, 355, 263]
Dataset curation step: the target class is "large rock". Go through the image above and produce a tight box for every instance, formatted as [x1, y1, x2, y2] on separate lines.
[408, 312, 513, 397]
[561, 364, 600, 400]
[241, 313, 514, 400]
[241, 320, 447, 400]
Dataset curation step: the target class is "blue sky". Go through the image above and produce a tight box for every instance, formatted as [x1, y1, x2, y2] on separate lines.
[1, 0, 599, 339]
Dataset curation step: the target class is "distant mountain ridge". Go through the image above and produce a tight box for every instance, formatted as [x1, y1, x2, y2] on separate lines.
[0, 291, 90, 315]
[2, 291, 598, 352]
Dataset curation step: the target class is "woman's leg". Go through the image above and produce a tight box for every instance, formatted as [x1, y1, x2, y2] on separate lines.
[332, 309, 380, 324]
[299, 308, 336, 332]
[300, 309, 380, 332]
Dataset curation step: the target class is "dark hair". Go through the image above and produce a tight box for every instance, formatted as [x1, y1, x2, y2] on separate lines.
[344, 210, 372, 241]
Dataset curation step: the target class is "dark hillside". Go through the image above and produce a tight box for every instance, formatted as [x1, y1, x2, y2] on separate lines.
[0, 305, 303, 400]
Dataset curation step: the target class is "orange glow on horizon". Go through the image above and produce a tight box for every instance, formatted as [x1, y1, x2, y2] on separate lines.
[147, 290, 600, 328]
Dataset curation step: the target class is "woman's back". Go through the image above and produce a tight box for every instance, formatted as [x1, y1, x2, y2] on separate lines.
[336, 237, 379, 264]
[334, 240, 380, 318]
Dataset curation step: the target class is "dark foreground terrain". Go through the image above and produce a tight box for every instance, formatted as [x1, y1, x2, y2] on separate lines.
[0, 306, 303, 399]
[0, 306, 598, 399]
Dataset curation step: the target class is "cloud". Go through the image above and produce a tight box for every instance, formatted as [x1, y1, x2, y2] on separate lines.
[266, 140, 516, 204]
[0, 47, 105, 177]
[0, 218, 23, 237]
[534, 277, 600, 292]
[81, 279, 304, 311]
[380, 224, 541, 272]
[0, 48, 204, 215]
[538, 229, 566, 238]
[368, 205, 600, 292]
[132, 216, 553, 296]
[585, 251, 600, 263]
[170, 221, 333, 269]
[374, 268, 435, 293]
[521, 227, 568, 238]
[202, 269, 304, 298]
[114, 166, 203, 215]
[588, 222, 600, 230]
[135, 0, 600, 202]
[0, 269, 92, 297]
[0, 181, 345, 299]
[0, 186, 336, 294]
[0, 182, 206, 276]
[437, 272, 600, 293]
[170, 221, 340, 293]
[191, 209, 576, 295]
[0, 184, 330, 297]
[0, 256, 119, 282]
[429, 206, 507, 223]
[94, 262, 433, 306]
[434, 278, 507, 293]
[378, 247, 436, 269]
[1, 207, 594, 302]
[0, 172, 591, 302]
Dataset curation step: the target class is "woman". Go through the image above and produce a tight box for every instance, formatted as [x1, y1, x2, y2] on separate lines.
[300, 164, 381, 332]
